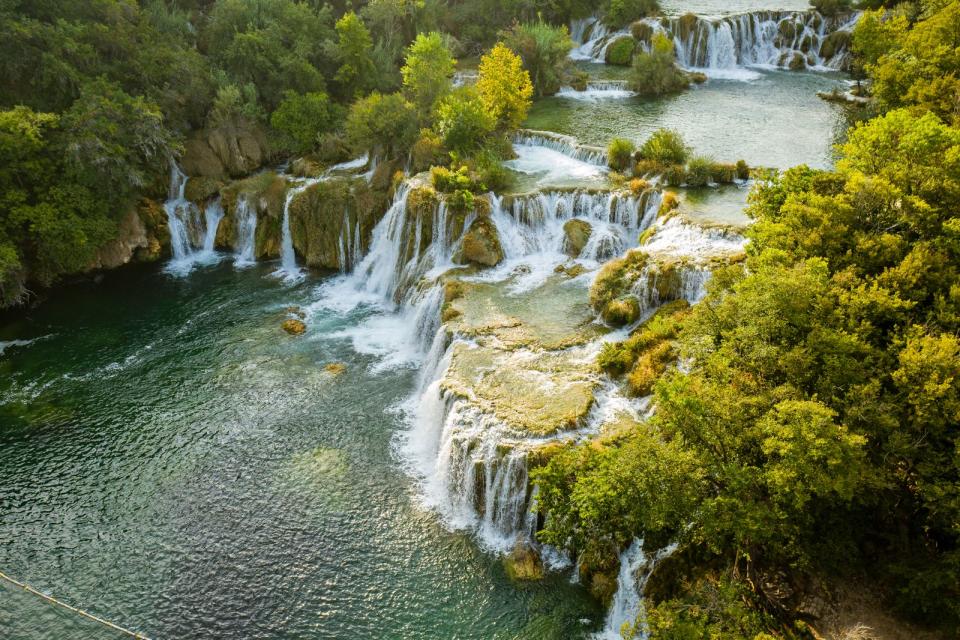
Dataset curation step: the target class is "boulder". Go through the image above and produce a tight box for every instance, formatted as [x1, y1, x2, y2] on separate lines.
[453, 216, 503, 267]
[563, 219, 592, 258]
[183, 176, 222, 206]
[89, 209, 149, 270]
[181, 117, 271, 180]
[282, 319, 306, 335]
[504, 543, 544, 581]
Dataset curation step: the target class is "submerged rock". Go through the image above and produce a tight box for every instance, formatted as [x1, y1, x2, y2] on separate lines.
[453, 216, 503, 267]
[282, 319, 306, 335]
[563, 219, 593, 258]
[324, 362, 347, 376]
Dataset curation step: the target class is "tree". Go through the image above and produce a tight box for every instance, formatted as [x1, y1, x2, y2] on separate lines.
[400, 31, 455, 122]
[60, 79, 176, 194]
[476, 43, 533, 131]
[345, 92, 418, 158]
[500, 22, 573, 98]
[270, 91, 338, 152]
[434, 88, 495, 154]
[333, 11, 376, 100]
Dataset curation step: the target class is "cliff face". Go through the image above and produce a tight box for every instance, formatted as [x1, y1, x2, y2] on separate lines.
[180, 117, 273, 181]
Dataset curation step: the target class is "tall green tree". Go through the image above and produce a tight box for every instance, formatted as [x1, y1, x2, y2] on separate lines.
[400, 31, 456, 123]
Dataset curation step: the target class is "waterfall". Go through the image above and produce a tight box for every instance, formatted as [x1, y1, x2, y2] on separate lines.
[570, 10, 859, 74]
[234, 196, 257, 266]
[164, 164, 197, 261]
[558, 80, 634, 101]
[202, 198, 223, 253]
[274, 177, 321, 281]
[595, 540, 678, 640]
[513, 130, 608, 167]
[163, 163, 224, 274]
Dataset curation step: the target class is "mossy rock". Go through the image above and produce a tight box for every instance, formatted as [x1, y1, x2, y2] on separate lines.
[289, 177, 389, 270]
[220, 172, 289, 259]
[631, 20, 654, 42]
[135, 198, 170, 261]
[778, 19, 797, 42]
[819, 30, 851, 61]
[782, 51, 807, 71]
[504, 543, 544, 581]
[675, 13, 700, 42]
[289, 156, 325, 178]
[453, 216, 503, 267]
[602, 296, 641, 326]
[183, 176, 223, 206]
[563, 219, 592, 258]
[658, 191, 681, 218]
[605, 35, 636, 66]
[590, 249, 649, 312]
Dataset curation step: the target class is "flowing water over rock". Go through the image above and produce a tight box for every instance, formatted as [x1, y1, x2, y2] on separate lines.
[233, 195, 258, 266]
[571, 10, 858, 74]
[596, 540, 678, 639]
[163, 165, 224, 275]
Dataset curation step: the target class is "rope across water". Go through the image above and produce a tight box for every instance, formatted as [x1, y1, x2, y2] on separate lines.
[0, 570, 150, 639]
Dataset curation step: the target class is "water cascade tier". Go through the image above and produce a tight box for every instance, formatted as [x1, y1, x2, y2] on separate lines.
[571, 10, 859, 73]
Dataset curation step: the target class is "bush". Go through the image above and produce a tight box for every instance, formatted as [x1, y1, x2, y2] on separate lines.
[431, 164, 485, 193]
[685, 156, 715, 187]
[605, 36, 636, 66]
[710, 162, 738, 184]
[411, 129, 446, 172]
[608, 137, 636, 171]
[604, 0, 660, 28]
[629, 34, 690, 96]
[639, 129, 690, 165]
[736, 159, 750, 180]
[270, 91, 338, 153]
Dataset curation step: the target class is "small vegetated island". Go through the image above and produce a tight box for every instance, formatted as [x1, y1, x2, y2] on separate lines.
[0, 0, 957, 638]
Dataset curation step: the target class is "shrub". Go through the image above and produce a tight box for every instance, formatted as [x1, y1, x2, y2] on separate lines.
[735, 159, 750, 180]
[411, 129, 446, 172]
[608, 137, 636, 171]
[639, 129, 690, 164]
[662, 164, 687, 186]
[710, 162, 738, 184]
[685, 156, 715, 187]
[605, 36, 636, 66]
[631, 21, 654, 42]
[630, 34, 690, 96]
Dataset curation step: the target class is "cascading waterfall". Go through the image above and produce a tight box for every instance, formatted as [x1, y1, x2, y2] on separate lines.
[275, 177, 321, 281]
[164, 164, 198, 261]
[512, 130, 608, 167]
[596, 540, 678, 640]
[163, 163, 224, 273]
[570, 10, 859, 72]
[234, 196, 257, 266]
[392, 186, 663, 550]
[558, 80, 633, 101]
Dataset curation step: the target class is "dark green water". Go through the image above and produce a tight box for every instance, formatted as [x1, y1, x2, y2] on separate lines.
[0, 262, 600, 639]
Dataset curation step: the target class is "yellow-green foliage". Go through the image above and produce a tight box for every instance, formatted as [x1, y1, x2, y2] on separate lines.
[658, 191, 680, 218]
[626, 340, 674, 396]
[597, 300, 690, 377]
[589, 249, 649, 312]
[628, 177, 650, 195]
[602, 296, 641, 326]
